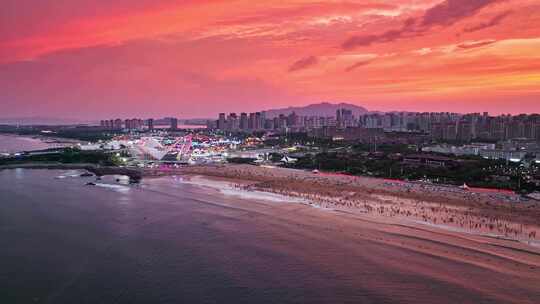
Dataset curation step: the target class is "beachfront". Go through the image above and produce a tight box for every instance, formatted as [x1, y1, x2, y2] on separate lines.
[145, 164, 540, 245]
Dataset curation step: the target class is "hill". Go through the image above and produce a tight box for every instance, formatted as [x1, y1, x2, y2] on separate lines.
[264, 102, 368, 118]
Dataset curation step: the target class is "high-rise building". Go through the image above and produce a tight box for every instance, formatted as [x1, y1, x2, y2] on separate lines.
[336, 108, 355, 129]
[248, 113, 256, 130]
[170, 118, 178, 130]
[278, 114, 288, 130]
[457, 121, 473, 142]
[114, 119, 123, 130]
[239, 113, 248, 130]
[255, 112, 262, 130]
[265, 119, 274, 130]
[261, 111, 267, 125]
[218, 113, 226, 130]
[273, 117, 280, 130]
[288, 112, 299, 127]
[124, 118, 143, 130]
[147, 118, 154, 131]
[227, 113, 239, 131]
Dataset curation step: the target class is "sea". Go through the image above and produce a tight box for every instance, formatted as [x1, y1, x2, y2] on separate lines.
[0, 136, 537, 304]
[0, 134, 70, 154]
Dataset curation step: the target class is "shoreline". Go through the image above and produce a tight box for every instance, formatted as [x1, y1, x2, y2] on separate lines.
[195, 174, 540, 248]
[3, 163, 539, 245]
[2, 168, 539, 303]
[0, 132, 83, 146]
[146, 164, 540, 245]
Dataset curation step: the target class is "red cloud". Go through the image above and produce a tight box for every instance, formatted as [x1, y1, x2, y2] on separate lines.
[342, 0, 500, 50]
[422, 0, 500, 27]
[345, 60, 373, 72]
[457, 39, 497, 49]
[288, 56, 318, 72]
[464, 11, 512, 33]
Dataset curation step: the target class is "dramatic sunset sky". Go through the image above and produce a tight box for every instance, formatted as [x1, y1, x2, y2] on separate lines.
[1, 0, 540, 118]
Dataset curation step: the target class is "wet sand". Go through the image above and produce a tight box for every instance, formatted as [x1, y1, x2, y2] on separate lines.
[146, 164, 540, 245]
[218, 195, 540, 303]
[163, 173, 540, 303]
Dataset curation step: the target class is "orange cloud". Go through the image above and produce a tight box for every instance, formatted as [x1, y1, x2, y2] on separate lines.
[1, 0, 540, 117]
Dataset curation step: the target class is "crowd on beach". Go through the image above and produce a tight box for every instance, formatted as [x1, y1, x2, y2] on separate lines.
[146, 164, 540, 243]
[245, 181, 538, 242]
[383, 181, 522, 204]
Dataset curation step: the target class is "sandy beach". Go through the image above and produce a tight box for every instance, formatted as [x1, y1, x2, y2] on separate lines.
[146, 168, 540, 303]
[145, 164, 540, 246]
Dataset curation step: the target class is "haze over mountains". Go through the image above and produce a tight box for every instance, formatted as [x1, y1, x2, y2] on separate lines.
[264, 102, 369, 118]
[0, 117, 92, 126]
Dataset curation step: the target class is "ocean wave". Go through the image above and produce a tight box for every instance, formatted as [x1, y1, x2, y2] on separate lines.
[94, 183, 131, 194]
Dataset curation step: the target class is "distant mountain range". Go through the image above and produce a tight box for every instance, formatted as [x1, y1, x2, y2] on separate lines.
[264, 102, 368, 118]
[0, 117, 92, 126]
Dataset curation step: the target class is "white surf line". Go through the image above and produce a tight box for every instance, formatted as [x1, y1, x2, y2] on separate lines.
[92, 183, 131, 194]
[175, 175, 321, 205]
[410, 220, 540, 248]
[175, 175, 540, 247]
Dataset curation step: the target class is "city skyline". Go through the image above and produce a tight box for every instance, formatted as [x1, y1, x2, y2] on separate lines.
[2, 0, 540, 118]
[4, 101, 540, 123]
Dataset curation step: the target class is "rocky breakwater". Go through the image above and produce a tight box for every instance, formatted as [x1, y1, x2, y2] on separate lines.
[87, 166, 143, 183]
[0, 163, 143, 183]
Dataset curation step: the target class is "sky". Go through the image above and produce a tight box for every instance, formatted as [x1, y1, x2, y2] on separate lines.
[1, 0, 540, 119]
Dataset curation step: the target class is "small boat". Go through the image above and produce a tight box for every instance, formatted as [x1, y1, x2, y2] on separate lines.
[85, 182, 96, 186]
[80, 172, 93, 177]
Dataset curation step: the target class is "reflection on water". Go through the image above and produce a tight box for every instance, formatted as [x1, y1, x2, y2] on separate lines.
[13, 168, 25, 179]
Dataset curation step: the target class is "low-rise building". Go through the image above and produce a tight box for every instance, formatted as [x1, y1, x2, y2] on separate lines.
[402, 154, 455, 167]
[422, 143, 495, 156]
[479, 149, 527, 162]
[308, 126, 384, 142]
